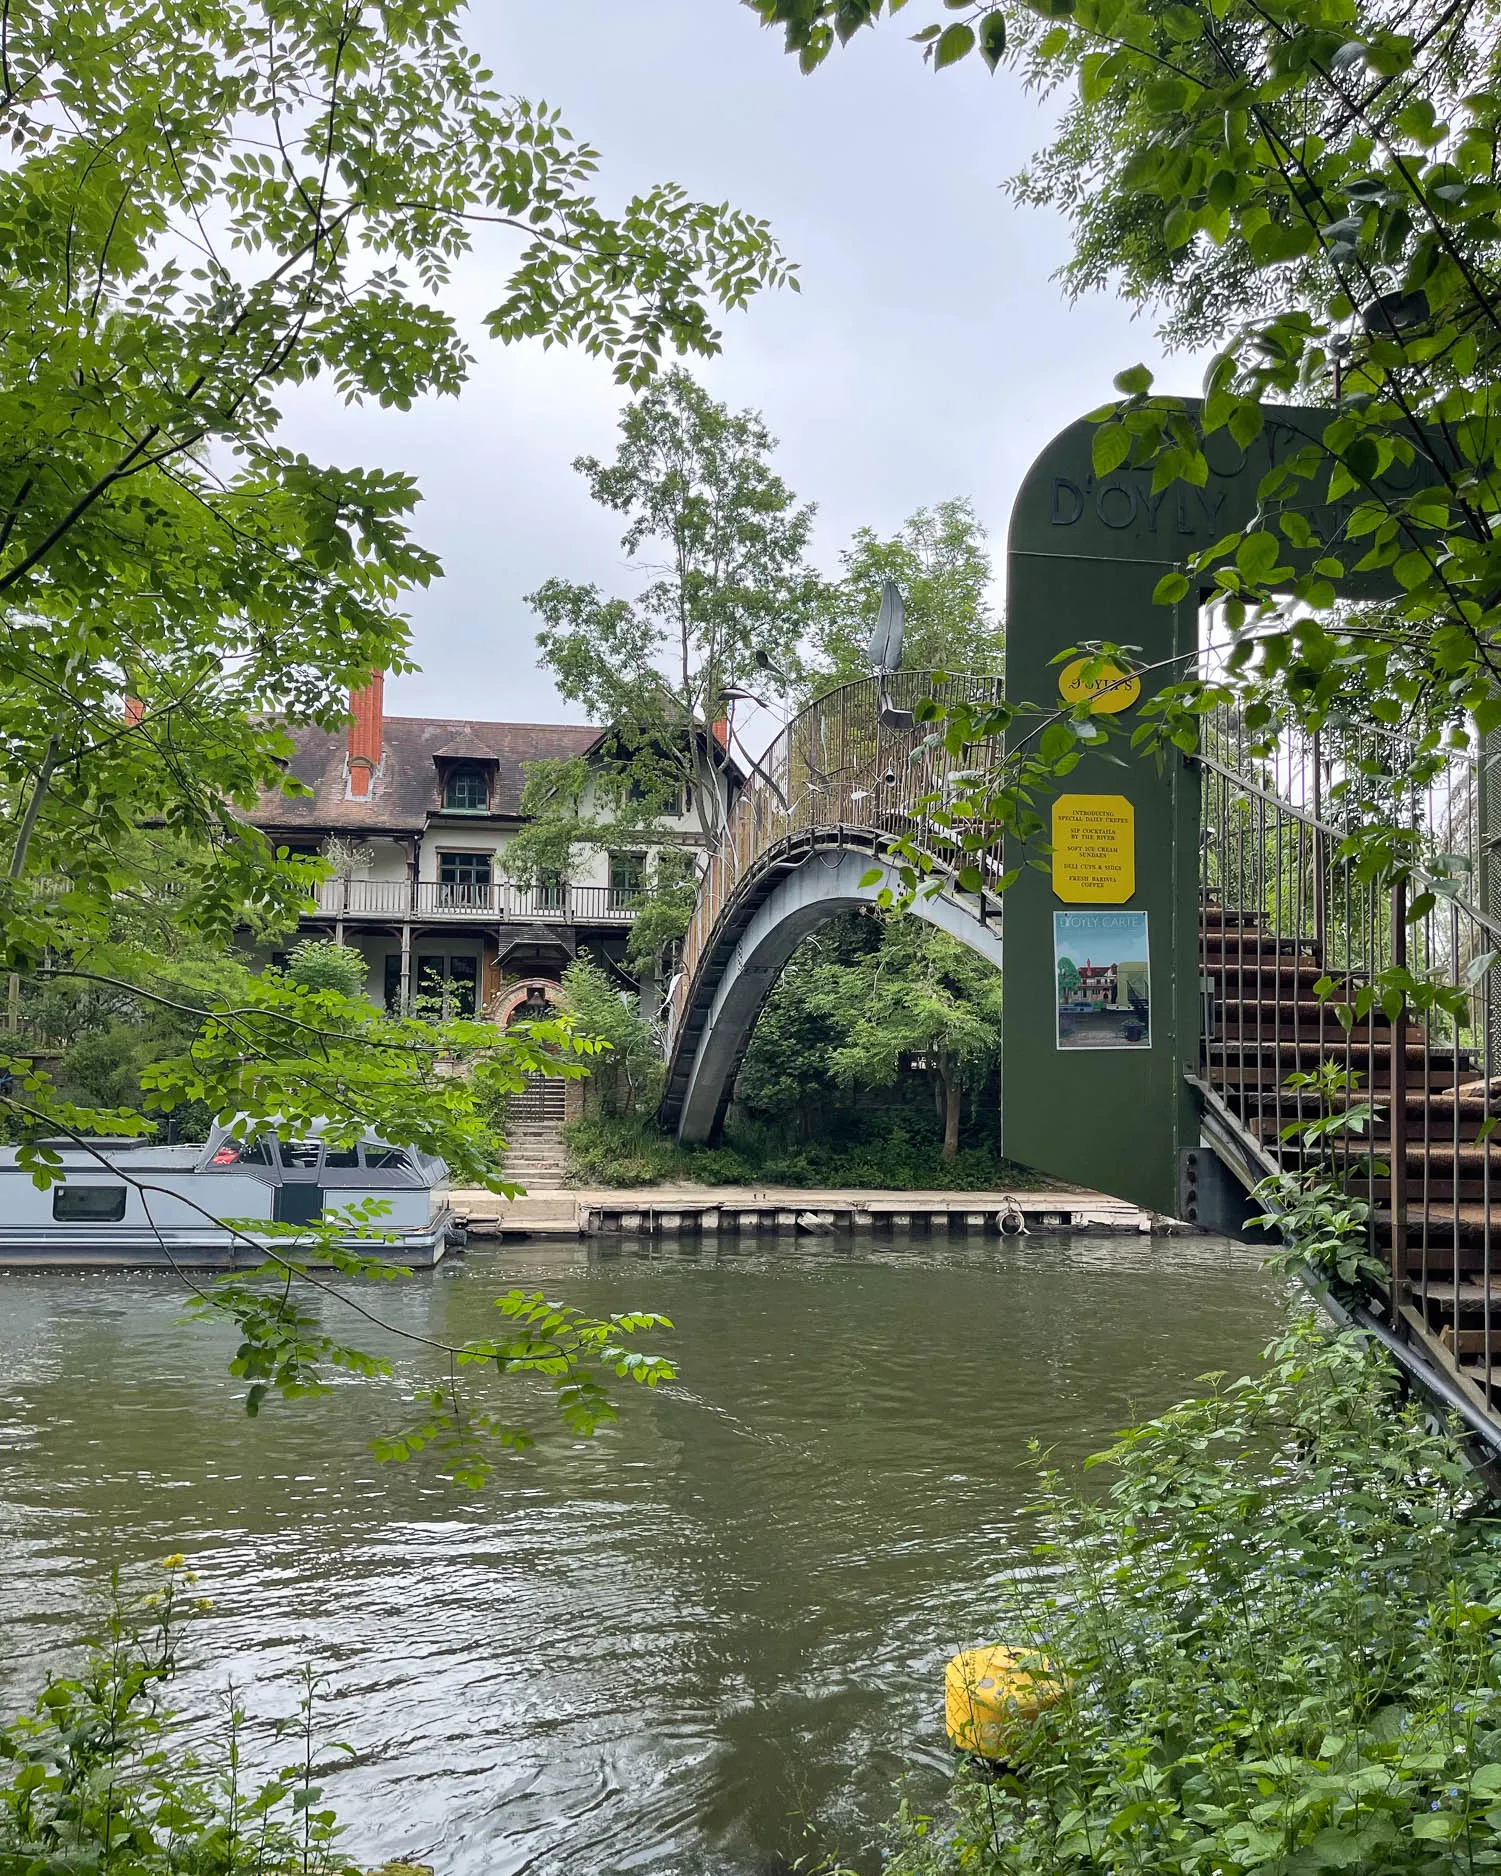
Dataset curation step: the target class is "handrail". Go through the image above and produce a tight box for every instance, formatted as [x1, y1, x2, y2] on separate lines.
[665, 670, 1005, 1046]
[1193, 730, 1501, 943]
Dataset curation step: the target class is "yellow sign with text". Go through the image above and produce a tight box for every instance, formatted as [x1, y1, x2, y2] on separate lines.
[1057, 656, 1141, 715]
[1052, 794, 1135, 904]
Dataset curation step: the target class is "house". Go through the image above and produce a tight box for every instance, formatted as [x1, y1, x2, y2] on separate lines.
[1075, 961, 1118, 1007]
[246, 675, 736, 1022]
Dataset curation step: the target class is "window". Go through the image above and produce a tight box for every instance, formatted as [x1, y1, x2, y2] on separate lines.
[53, 1185, 126, 1223]
[609, 851, 646, 907]
[536, 871, 567, 911]
[438, 851, 492, 907]
[323, 1146, 360, 1169]
[444, 765, 488, 812]
[207, 1136, 274, 1167]
[384, 954, 403, 1013]
[281, 1141, 322, 1170]
[366, 1147, 412, 1171]
[415, 955, 479, 1020]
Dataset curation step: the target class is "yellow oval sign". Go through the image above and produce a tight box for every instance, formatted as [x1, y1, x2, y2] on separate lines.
[1058, 656, 1141, 715]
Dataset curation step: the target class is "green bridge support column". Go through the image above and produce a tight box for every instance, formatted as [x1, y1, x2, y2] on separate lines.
[1003, 525, 1198, 1215]
[1000, 401, 1412, 1214]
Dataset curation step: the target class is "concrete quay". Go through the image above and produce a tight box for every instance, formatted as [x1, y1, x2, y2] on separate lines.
[452, 1184, 1186, 1240]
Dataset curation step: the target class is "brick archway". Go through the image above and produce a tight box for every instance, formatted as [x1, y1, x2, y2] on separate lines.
[491, 978, 561, 1027]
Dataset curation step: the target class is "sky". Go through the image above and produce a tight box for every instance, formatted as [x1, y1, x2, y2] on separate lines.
[284, 0, 1197, 726]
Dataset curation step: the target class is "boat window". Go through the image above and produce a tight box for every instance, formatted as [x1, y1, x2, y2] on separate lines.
[280, 1141, 322, 1171]
[323, 1147, 360, 1169]
[365, 1147, 411, 1172]
[53, 1186, 127, 1223]
[239, 1138, 276, 1165]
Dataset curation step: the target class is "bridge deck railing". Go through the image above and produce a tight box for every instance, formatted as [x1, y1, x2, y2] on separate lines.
[667, 671, 1005, 1045]
[1193, 701, 1501, 1412]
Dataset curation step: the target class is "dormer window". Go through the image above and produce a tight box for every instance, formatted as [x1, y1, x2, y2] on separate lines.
[445, 764, 488, 812]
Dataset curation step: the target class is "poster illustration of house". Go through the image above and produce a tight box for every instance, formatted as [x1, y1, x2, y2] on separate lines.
[1054, 910, 1151, 1050]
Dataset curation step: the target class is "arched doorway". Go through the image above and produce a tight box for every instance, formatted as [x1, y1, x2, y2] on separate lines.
[493, 979, 560, 1027]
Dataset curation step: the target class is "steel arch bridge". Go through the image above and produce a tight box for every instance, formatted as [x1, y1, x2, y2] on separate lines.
[658, 671, 1006, 1143]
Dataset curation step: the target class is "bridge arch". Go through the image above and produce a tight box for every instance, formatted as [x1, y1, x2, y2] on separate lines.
[664, 846, 1003, 1142]
[660, 671, 1005, 1142]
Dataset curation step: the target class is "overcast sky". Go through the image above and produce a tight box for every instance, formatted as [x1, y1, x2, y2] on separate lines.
[288, 1, 1196, 725]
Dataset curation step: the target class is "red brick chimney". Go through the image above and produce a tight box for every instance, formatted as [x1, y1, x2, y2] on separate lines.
[124, 697, 145, 727]
[347, 672, 384, 798]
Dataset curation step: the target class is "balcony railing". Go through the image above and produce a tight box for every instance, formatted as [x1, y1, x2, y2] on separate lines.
[309, 879, 642, 922]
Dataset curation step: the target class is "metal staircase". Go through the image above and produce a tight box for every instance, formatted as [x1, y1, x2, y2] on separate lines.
[1194, 707, 1501, 1422]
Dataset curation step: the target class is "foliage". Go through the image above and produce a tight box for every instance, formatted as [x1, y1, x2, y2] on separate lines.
[528, 367, 822, 853]
[557, 957, 666, 1118]
[805, 499, 1002, 696]
[733, 911, 1003, 1160]
[563, 1111, 1051, 1190]
[280, 942, 368, 1001]
[887, 1313, 1501, 1876]
[826, 916, 1004, 1160]
[1, 0, 793, 1001]
[0, 1560, 359, 1874]
[747, 0, 1501, 1031]
[0, 0, 781, 1461]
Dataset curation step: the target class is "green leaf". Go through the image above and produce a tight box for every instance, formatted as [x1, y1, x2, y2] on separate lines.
[934, 22, 975, 66]
[978, 11, 1007, 68]
[1092, 426, 1132, 474]
[1154, 570, 1191, 603]
[1113, 363, 1154, 395]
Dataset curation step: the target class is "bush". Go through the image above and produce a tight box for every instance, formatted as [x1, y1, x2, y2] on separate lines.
[888, 1315, 1501, 1876]
[281, 940, 369, 1000]
[560, 958, 664, 1117]
[563, 1112, 1056, 1190]
[0, 1561, 359, 1874]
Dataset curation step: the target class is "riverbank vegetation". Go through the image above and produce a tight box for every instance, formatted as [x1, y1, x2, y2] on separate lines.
[556, 907, 1012, 1185]
[0, 1563, 366, 1875]
[889, 1311, 1501, 1875]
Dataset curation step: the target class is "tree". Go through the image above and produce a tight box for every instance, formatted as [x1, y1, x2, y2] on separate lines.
[828, 916, 1004, 1160]
[747, 0, 1501, 914]
[0, 1, 794, 1475]
[805, 498, 1001, 695]
[556, 957, 666, 1117]
[1, 0, 794, 1120]
[736, 912, 882, 1138]
[527, 368, 823, 856]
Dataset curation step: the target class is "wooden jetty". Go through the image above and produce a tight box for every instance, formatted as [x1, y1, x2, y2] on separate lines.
[452, 1185, 1181, 1241]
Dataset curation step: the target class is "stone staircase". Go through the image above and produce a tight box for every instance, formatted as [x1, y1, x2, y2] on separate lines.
[501, 1074, 570, 1192]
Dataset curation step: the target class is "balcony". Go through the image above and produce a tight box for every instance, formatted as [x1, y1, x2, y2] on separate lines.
[309, 879, 642, 923]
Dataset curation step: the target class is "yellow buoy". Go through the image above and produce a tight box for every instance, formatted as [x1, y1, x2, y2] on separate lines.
[944, 1645, 1059, 1762]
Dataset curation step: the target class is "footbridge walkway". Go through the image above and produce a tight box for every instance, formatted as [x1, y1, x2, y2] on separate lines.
[659, 670, 1005, 1143]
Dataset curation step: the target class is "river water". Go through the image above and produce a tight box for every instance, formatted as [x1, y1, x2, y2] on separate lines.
[0, 1232, 1283, 1875]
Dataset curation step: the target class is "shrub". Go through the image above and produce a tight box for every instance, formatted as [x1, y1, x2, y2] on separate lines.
[281, 941, 369, 1001]
[560, 958, 664, 1117]
[563, 1112, 1056, 1190]
[0, 1561, 359, 1874]
[888, 1315, 1501, 1876]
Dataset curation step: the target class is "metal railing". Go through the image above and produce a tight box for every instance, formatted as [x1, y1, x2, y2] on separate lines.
[309, 880, 643, 922]
[666, 670, 1006, 1045]
[1194, 702, 1501, 1409]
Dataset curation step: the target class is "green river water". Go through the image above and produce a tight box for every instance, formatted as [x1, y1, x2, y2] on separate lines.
[0, 1232, 1284, 1875]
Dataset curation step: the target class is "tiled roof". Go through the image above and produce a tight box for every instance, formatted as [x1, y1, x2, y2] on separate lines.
[250, 716, 604, 834]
